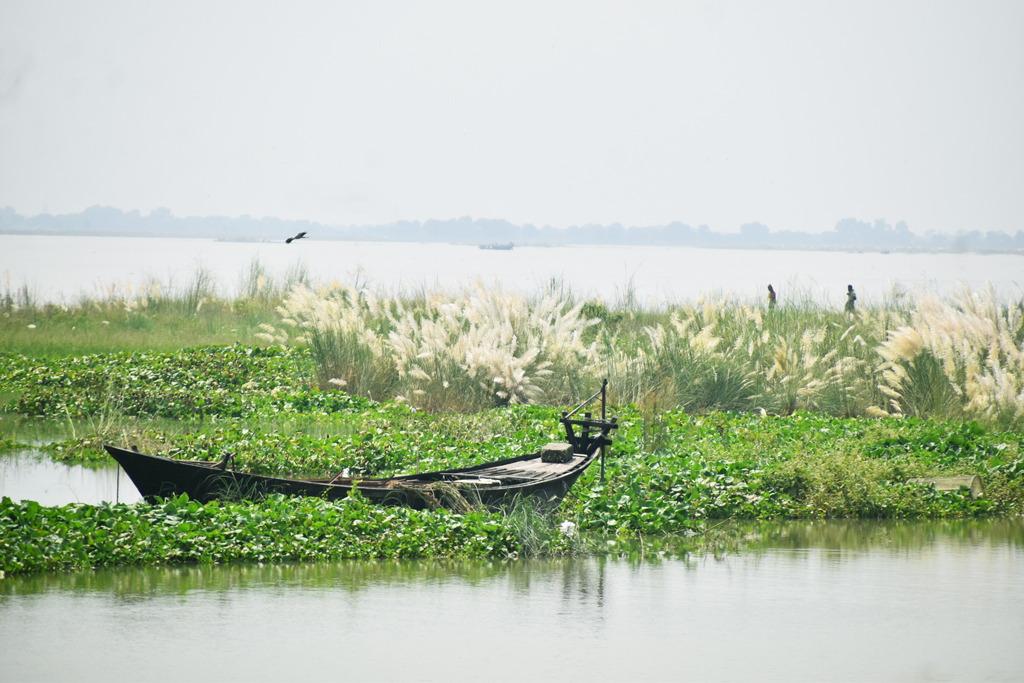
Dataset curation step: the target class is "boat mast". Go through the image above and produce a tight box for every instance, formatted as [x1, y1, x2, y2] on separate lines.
[600, 379, 607, 481]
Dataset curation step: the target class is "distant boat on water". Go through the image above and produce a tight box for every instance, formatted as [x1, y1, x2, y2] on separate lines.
[479, 242, 514, 250]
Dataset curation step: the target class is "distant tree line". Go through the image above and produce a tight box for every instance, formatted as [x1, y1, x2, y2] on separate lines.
[2, 205, 1022, 252]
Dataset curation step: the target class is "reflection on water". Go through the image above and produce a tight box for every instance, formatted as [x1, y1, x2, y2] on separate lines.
[2, 519, 1022, 682]
[3, 519, 1020, 598]
[0, 557, 606, 600]
[0, 451, 142, 506]
[714, 517, 1024, 553]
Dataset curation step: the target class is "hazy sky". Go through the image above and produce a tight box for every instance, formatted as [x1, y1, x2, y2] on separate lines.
[1, 1, 1022, 233]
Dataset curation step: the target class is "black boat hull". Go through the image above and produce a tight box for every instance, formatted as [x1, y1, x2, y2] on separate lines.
[105, 445, 598, 509]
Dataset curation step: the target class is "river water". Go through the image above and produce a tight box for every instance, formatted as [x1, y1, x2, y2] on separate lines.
[1, 454, 1023, 681]
[0, 452, 142, 506]
[1, 519, 1021, 682]
[3, 234, 1022, 305]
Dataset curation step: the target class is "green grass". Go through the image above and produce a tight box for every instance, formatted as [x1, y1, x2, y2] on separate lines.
[0, 258, 301, 357]
[0, 299, 282, 357]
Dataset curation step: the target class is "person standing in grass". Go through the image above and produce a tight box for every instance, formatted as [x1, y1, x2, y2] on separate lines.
[767, 284, 777, 310]
[845, 284, 857, 313]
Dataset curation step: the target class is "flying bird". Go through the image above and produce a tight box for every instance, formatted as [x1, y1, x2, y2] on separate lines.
[286, 231, 307, 244]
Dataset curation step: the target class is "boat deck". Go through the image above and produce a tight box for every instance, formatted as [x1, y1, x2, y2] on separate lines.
[465, 454, 587, 481]
[304, 453, 589, 488]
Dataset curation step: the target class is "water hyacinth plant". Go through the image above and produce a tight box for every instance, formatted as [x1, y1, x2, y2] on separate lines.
[0, 492, 525, 574]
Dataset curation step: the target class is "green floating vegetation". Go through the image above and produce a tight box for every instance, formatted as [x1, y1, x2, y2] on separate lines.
[0, 345, 370, 421]
[0, 492, 567, 576]
[6, 405, 1023, 533]
[23, 401, 558, 478]
[566, 410, 1024, 529]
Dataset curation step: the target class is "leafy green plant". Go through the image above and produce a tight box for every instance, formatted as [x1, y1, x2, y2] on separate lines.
[0, 492, 521, 575]
[0, 345, 369, 421]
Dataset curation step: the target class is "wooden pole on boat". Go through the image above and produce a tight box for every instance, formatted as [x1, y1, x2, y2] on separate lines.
[600, 379, 607, 482]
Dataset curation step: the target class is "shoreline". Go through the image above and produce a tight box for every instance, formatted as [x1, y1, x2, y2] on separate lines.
[4, 230, 1024, 256]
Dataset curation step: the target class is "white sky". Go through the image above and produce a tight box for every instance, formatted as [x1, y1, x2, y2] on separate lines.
[1, 1, 1022, 233]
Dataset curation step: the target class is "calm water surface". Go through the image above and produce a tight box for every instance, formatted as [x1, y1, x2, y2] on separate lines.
[3, 234, 1022, 304]
[0, 451, 142, 506]
[2, 520, 1022, 682]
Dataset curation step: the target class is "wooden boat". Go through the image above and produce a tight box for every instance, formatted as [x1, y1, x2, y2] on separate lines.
[478, 242, 514, 250]
[106, 385, 617, 510]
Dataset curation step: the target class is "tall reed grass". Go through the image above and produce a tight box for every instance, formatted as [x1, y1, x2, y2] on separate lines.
[6, 263, 1023, 429]
[874, 284, 1024, 429]
[261, 280, 597, 411]
[261, 278, 1024, 429]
